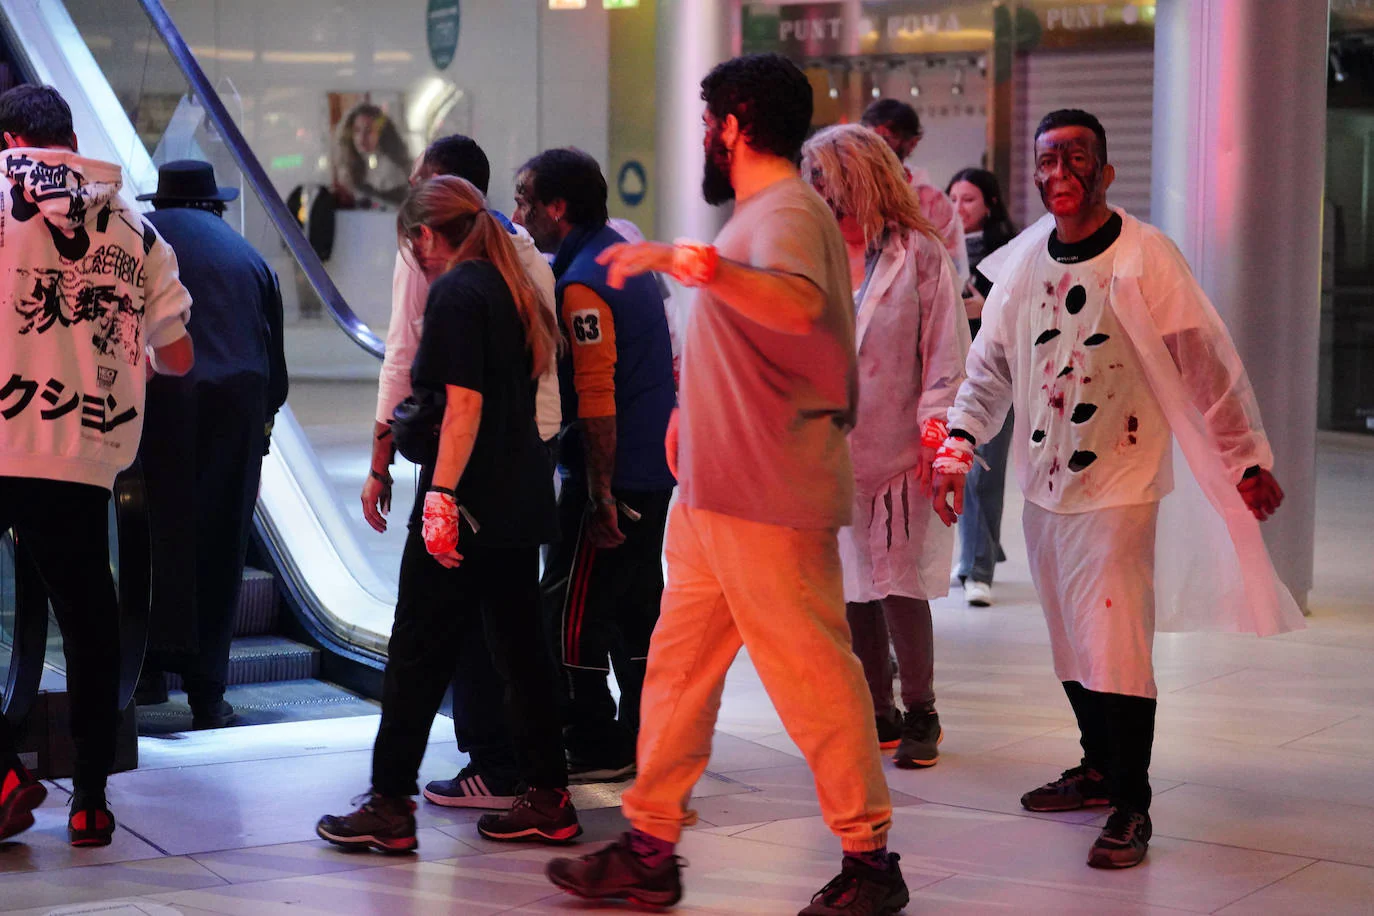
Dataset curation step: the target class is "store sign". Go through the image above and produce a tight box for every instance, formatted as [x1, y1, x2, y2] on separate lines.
[741, 3, 846, 57]
[549, 0, 587, 8]
[604, 0, 639, 7]
[859, 2, 995, 55]
[617, 161, 647, 207]
[426, 0, 460, 71]
[1018, 2, 1155, 48]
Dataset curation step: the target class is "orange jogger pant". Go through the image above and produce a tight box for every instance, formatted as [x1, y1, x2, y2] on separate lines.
[622, 504, 893, 853]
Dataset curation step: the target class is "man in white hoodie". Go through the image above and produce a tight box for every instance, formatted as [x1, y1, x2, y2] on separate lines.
[360, 134, 560, 811]
[0, 85, 193, 848]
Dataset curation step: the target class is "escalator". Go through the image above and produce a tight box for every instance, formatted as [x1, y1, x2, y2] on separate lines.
[0, 0, 414, 767]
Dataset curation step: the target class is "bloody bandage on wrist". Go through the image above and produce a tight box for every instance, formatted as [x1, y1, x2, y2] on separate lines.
[920, 417, 950, 450]
[422, 490, 460, 556]
[932, 435, 976, 475]
[670, 240, 719, 287]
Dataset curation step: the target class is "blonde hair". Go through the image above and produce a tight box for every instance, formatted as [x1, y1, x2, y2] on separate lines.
[398, 176, 559, 380]
[801, 123, 939, 250]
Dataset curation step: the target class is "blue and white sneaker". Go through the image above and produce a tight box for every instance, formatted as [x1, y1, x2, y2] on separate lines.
[423, 764, 518, 810]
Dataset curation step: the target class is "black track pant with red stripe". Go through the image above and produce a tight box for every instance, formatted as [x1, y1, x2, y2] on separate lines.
[541, 477, 672, 764]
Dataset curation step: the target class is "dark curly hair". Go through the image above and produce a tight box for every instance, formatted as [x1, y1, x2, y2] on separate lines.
[517, 147, 609, 229]
[700, 53, 813, 161]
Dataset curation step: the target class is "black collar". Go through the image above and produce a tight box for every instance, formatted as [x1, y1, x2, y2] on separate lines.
[1048, 212, 1123, 264]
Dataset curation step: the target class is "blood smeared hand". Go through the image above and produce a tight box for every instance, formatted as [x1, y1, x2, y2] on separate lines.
[596, 241, 675, 290]
[422, 490, 464, 567]
[932, 473, 966, 527]
[1237, 468, 1284, 522]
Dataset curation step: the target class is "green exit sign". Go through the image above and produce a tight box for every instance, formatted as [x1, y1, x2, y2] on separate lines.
[604, 0, 639, 7]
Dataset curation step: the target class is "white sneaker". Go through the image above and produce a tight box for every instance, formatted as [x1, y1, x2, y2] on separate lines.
[965, 580, 993, 607]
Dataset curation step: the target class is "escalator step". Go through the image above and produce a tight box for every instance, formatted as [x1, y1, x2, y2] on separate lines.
[165, 635, 319, 689]
[234, 568, 279, 637]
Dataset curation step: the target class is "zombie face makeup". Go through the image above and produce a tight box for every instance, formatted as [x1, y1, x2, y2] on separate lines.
[1034, 126, 1108, 219]
[701, 113, 735, 206]
[512, 170, 561, 254]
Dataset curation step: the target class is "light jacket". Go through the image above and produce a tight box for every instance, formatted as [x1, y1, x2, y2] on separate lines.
[0, 148, 191, 489]
[950, 208, 1303, 637]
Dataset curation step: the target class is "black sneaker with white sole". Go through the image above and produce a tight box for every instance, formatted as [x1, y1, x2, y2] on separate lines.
[799, 852, 910, 915]
[1020, 763, 1111, 812]
[567, 749, 636, 784]
[1088, 808, 1151, 869]
[477, 787, 582, 844]
[546, 832, 685, 907]
[423, 764, 519, 809]
[316, 793, 418, 854]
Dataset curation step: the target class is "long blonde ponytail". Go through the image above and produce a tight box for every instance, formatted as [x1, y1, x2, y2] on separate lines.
[398, 175, 559, 379]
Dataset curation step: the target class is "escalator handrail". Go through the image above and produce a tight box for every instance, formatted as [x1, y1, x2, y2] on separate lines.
[135, 0, 385, 359]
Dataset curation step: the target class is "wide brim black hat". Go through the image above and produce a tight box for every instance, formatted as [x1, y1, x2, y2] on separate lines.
[136, 159, 240, 202]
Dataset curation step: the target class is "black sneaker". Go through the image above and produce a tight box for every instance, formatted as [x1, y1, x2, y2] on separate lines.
[875, 710, 902, 751]
[316, 792, 418, 854]
[894, 710, 942, 769]
[423, 763, 519, 809]
[799, 852, 910, 915]
[477, 787, 582, 844]
[0, 763, 47, 842]
[546, 832, 685, 907]
[1088, 808, 1151, 869]
[567, 757, 637, 784]
[1020, 764, 1111, 812]
[134, 668, 169, 706]
[68, 793, 116, 848]
[190, 699, 237, 730]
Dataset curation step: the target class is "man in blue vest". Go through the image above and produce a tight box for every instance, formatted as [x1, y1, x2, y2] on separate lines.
[514, 148, 676, 783]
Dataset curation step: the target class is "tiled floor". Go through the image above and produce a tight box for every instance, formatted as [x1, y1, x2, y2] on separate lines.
[3, 433, 1373, 915]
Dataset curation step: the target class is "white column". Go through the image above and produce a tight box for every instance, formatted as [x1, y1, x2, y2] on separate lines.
[1151, 0, 1329, 609]
[654, 0, 733, 242]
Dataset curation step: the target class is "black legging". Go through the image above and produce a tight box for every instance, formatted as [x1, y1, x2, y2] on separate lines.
[371, 528, 567, 796]
[1063, 680, 1157, 812]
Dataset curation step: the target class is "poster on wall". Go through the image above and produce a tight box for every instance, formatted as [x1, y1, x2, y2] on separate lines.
[327, 92, 413, 211]
[427, 0, 461, 71]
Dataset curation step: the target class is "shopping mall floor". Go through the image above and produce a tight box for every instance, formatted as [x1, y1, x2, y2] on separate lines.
[2, 434, 1373, 915]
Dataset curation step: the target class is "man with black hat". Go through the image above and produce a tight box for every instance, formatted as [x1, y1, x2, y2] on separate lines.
[134, 160, 289, 729]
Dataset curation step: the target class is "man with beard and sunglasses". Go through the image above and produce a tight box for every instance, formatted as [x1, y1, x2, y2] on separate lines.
[543, 54, 907, 916]
[930, 109, 1301, 870]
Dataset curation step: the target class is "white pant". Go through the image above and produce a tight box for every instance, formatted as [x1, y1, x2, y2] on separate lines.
[1022, 500, 1159, 699]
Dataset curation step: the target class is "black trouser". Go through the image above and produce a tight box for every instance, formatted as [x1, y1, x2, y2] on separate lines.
[541, 477, 672, 762]
[448, 625, 519, 781]
[140, 379, 265, 704]
[372, 530, 566, 796]
[0, 476, 120, 797]
[1063, 680, 1157, 813]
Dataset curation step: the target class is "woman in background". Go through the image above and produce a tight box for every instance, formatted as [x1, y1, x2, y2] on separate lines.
[804, 125, 969, 770]
[946, 167, 1018, 607]
[334, 102, 411, 209]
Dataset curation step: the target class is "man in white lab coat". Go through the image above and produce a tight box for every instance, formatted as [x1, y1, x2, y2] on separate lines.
[931, 109, 1301, 870]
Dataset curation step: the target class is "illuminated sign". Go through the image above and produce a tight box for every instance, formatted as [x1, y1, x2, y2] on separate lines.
[549, 0, 587, 8]
[604, 0, 639, 7]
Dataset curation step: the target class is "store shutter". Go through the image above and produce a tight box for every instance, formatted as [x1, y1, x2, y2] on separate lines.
[1010, 47, 1155, 229]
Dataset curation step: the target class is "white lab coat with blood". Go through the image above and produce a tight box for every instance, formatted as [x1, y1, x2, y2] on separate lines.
[839, 228, 971, 604]
[948, 209, 1303, 697]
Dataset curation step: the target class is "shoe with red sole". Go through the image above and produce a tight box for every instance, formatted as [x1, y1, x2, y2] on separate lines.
[0, 764, 47, 842]
[477, 787, 582, 844]
[546, 832, 684, 907]
[68, 796, 116, 848]
[316, 793, 418, 854]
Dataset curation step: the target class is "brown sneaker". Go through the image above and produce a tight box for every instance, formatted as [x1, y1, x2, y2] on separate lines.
[1020, 764, 1110, 812]
[1088, 809, 1151, 869]
[477, 787, 582, 844]
[316, 792, 418, 854]
[546, 832, 684, 907]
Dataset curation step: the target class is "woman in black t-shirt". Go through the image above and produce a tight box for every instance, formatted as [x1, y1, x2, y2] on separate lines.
[318, 176, 578, 852]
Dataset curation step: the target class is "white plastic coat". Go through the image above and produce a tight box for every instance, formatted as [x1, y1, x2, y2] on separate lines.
[840, 229, 971, 603]
[949, 209, 1304, 637]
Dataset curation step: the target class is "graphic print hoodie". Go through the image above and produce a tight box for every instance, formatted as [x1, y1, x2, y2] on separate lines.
[0, 148, 191, 489]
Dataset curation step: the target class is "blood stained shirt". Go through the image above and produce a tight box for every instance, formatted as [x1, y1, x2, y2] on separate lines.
[1022, 214, 1172, 513]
